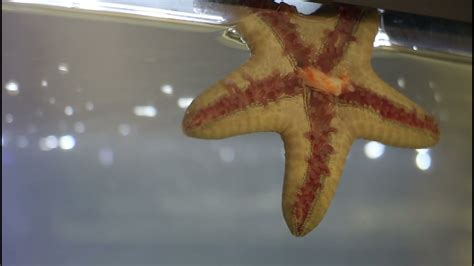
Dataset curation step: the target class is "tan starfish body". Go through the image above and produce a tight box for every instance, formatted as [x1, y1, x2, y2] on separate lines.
[182, 3, 439, 236]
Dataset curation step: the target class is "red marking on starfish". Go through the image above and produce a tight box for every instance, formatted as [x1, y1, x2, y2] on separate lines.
[258, 10, 315, 67]
[315, 5, 363, 72]
[294, 91, 336, 233]
[339, 85, 439, 134]
[285, 5, 364, 235]
[185, 72, 303, 129]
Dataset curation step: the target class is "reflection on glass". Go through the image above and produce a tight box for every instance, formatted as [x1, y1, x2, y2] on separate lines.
[373, 29, 391, 47]
[160, 84, 173, 95]
[64, 106, 74, 116]
[134, 105, 157, 117]
[177, 97, 193, 109]
[39, 135, 58, 151]
[58, 63, 69, 73]
[98, 148, 114, 166]
[219, 146, 235, 163]
[5, 80, 19, 95]
[27, 124, 37, 134]
[397, 77, 406, 88]
[16, 136, 28, 148]
[85, 101, 94, 111]
[416, 148, 430, 154]
[74, 122, 85, 133]
[364, 141, 385, 159]
[416, 152, 432, 171]
[5, 114, 14, 123]
[118, 123, 131, 136]
[59, 135, 75, 150]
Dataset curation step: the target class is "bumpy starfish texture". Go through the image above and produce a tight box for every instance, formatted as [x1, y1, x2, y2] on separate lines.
[182, 3, 439, 236]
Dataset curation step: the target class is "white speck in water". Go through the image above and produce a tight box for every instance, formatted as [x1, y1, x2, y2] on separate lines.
[99, 148, 114, 166]
[428, 81, 437, 89]
[5, 114, 14, 123]
[161, 84, 174, 95]
[118, 124, 131, 136]
[434, 92, 442, 103]
[5, 80, 19, 95]
[177, 97, 194, 109]
[397, 77, 405, 89]
[49, 97, 56, 104]
[41, 80, 48, 87]
[59, 135, 75, 150]
[74, 122, 85, 133]
[364, 141, 385, 159]
[64, 106, 74, 116]
[58, 63, 69, 73]
[16, 136, 28, 148]
[85, 101, 94, 111]
[134, 105, 157, 117]
[412, 45, 418, 51]
[219, 146, 235, 163]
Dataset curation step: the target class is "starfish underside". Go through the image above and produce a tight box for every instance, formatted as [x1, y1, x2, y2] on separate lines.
[182, 3, 439, 236]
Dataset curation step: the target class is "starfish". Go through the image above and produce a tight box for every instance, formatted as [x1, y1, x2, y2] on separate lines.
[182, 3, 439, 237]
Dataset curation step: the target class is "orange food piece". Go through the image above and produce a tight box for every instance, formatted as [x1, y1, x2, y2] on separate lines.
[297, 66, 354, 96]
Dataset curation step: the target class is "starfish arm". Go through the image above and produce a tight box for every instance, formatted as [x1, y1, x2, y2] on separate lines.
[281, 108, 354, 236]
[337, 79, 440, 148]
[183, 13, 300, 138]
[183, 88, 303, 139]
